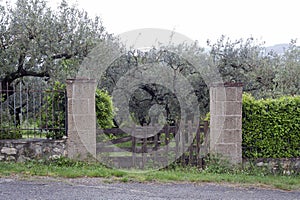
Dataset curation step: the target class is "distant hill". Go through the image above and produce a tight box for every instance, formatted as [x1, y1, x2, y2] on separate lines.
[265, 44, 289, 54]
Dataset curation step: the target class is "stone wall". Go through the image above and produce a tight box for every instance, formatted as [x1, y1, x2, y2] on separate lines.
[0, 139, 67, 162]
[243, 158, 300, 174]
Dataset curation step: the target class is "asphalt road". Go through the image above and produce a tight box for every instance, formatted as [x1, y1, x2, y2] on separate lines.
[0, 177, 299, 200]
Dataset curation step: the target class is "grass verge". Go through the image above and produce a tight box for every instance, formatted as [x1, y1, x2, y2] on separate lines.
[0, 158, 299, 191]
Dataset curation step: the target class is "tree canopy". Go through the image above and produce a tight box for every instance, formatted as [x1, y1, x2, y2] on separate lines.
[207, 36, 300, 98]
[0, 0, 112, 99]
[1, 0, 299, 127]
[99, 36, 300, 125]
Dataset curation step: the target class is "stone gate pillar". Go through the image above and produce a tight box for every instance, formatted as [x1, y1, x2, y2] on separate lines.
[209, 82, 243, 164]
[66, 79, 97, 160]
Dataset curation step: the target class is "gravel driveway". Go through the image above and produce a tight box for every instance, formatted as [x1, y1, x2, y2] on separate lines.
[0, 177, 299, 200]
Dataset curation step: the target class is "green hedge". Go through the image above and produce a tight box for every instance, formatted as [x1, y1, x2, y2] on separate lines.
[95, 89, 114, 129]
[242, 93, 300, 158]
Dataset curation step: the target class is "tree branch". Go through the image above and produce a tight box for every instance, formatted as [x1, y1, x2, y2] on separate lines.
[1, 69, 50, 102]
[51, 53, 74, 60]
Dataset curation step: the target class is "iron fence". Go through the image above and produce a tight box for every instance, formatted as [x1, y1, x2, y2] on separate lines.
[0, 81, 67, 139]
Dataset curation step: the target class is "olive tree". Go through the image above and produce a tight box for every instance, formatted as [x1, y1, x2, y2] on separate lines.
[208, 36, 300, 98]
[273, 40, 300, 96]
[0, 0, 112, 100]
[207, 36, 281, 98]
[99, 43, 211, 126]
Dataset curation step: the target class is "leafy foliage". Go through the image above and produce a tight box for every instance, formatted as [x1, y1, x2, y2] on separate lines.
[0, 129, 22, 139]
[99, 46, 210, 126]
[95, 89, 114, 129]
[100, 37, 300, 126]
[242, 93, 300, 158]
[0, 0, 112, 101]
[39, 83, 114, 136]
[39, 81, 66, 139]
[272, 40, 300, 96]
[208, 36, 300, 99]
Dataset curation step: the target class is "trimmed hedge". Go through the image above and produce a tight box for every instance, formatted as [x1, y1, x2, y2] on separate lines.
[242, 93, 300, 158]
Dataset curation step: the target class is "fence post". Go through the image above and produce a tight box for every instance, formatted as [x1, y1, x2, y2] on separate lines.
[66, 79, 97, 160]
[209, 82, 243, 164]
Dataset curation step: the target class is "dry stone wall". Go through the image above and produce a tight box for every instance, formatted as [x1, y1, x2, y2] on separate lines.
[0, 139, 67, 162]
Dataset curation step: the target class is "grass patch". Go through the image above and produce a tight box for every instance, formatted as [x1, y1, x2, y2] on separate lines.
[0, 157, 299, 191]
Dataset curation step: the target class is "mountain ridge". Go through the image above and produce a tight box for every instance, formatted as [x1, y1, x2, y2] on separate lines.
[265, 43, 290, 54]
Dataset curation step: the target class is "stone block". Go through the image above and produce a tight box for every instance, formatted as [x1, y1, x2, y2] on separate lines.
[210, 116, 225, 129]
[215, 88, 227, 102]
[223, 116, 236, 130]
[225, 102, 242, 115]
[69, 84, 96, 99]
[215, 142, 243, 165]
[236, 142, 242, 157]
[49, 155, 61, 160]
[215, 144, 242, 165]
[1, 147, 17, 155]
[34, 145, 42, 157]
[223, 116, 242, 129]
[68, 114, 96, 132]
[209, 129, 223, 146]
[222, 130, 242, 143]
[209, 87, 216, 102]
[211, 101, 224, 116]
[214, 143, 237, 156]
[236, 116, 242, 130]
[225, 87, 237, 101]
[68, 99, 95, 115]
[236, 87, 243, 101]
[73, 115, 96, 131]
[67, 130, 96, 159]
[53, 147, 61, 153]
[17, 155, 30, 162]
[7, 156, 16, 161]
[43, 146, 51, 153]
[210, 87, 226, 102]
[66, 84, 73, 98]
[66, 79, 97, 98]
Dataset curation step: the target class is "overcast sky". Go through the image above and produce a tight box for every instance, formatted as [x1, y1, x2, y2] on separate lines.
[4, 0, 300, 47]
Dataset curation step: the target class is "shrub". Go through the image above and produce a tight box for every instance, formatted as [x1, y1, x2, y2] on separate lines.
[95, 89, 114, 129]
[242, 93, 300, 158]
[0, 129, 22, 139]
[39, 81, 66, 139]
[205, 93, 300, 158]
